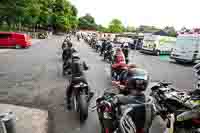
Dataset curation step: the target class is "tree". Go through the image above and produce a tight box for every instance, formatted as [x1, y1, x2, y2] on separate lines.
[0, 0, 79, 32]
[137, 25, 160, 33]
[78, 14, 97, 30]
[108, 19, 124, 33]
[126, 25, 136, 32]
[163, 26, 177, 37]
[97, 25, 108, 32]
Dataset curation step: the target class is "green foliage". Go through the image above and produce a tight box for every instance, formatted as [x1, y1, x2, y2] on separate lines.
[97, 25, 108, 32]
[78, 14, 97, 30]
[0, 0, 78, 31]
[126, 26, 136, 32]
[108, 19, 124, 33]
[163, 26, 177, 37]
[137, 25, 161, 33]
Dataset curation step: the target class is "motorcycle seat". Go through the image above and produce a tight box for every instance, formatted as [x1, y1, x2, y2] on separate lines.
[72, 76, 87, 84]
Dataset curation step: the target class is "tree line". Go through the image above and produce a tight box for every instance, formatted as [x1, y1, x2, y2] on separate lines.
[0, 0, 78, 32]
[0, 0, 177, 36]
[78, 14, 177, 37]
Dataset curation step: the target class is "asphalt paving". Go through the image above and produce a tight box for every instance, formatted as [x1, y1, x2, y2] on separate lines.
[0, 35, 196, 133]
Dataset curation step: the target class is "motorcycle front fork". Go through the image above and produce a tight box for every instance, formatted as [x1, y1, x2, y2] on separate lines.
[196, 78, 200, 89]
[164, 114, 175, 133]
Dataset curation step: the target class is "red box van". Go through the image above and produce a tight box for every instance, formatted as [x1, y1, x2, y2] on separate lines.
[0, 32, 31, 48]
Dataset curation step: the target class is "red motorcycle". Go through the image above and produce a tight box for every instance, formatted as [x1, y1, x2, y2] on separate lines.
[111, 49, 127, 81]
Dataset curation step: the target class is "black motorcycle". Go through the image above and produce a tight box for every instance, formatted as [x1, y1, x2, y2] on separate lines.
[95, 44, 101, 52]
[104, 50, 114, 63]
[150, 81, 200, 133]
[91, 88, 154, 133]
[70, 77, 90, 122]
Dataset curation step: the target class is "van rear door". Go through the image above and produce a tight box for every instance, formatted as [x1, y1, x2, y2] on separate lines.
[174, 36, 197, 60]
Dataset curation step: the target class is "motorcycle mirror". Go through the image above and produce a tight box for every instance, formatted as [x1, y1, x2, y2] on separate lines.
[84, 66, 89, 70]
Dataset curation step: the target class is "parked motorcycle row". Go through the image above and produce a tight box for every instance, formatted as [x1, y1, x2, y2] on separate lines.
[62, 32, 200, 133]
[61, 34, 93, 122]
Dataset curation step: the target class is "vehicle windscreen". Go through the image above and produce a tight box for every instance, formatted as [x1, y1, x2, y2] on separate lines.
[143, 40, 155, 48]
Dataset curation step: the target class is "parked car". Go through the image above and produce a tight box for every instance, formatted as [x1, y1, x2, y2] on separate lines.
[0, 32, 31, 48]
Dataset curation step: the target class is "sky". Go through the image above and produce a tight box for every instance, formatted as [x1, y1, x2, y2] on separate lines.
[70, 0, 200, 30]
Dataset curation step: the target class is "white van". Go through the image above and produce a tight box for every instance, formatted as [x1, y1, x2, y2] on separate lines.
[170, 34, 200, 63]
[141, 35, 176, 56]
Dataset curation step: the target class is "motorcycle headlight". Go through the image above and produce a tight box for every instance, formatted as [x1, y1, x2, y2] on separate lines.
[103, 112, 112, 119]
[73, 84, 81, 88]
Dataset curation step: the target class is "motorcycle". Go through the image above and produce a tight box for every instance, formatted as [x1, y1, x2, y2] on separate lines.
[62, 41, 67, 50]
[193, 63, 200, 89]
[70, 76, 90, 122]
[150, 81, 200, 133]
[91, 88, 155, 133]
[104, 50, 114, 63]
[95, 44, 102, 53]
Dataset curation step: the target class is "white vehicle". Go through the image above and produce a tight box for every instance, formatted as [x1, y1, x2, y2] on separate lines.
[170, 34, 200, 63]
[141, 35, 176, 56]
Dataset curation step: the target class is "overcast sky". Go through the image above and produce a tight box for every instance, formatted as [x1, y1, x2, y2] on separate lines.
[70, 0, 200, 30]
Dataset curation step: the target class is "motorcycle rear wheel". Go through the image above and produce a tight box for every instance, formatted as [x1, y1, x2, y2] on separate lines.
[79, 94, 88, 122]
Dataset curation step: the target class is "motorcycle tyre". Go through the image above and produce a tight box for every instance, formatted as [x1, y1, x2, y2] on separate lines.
[79, 94, 88, 122]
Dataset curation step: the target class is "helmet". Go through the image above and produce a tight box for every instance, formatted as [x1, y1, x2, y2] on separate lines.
[72, 53, 80, 60]
[67, 41, 73, 47]
[126, 68, 149, 91]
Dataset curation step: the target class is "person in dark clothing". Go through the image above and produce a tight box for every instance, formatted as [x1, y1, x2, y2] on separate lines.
[100, 39, 107, 56]
[62, 42, 77, 75]
[112, 64, 137, 95]
[122, 43, 129, 64]
[112, 68, 156, 133]
[66, 53, 94, 109]
[62, 42, 76, 60]
[104, 41, 113, 60]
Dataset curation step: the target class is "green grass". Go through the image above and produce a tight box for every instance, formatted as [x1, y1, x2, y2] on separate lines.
[159, 55, 170, 61]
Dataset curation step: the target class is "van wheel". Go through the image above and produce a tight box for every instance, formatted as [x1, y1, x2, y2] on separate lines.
[15, 45, 21, 49]
[156, 50, 160, 56]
